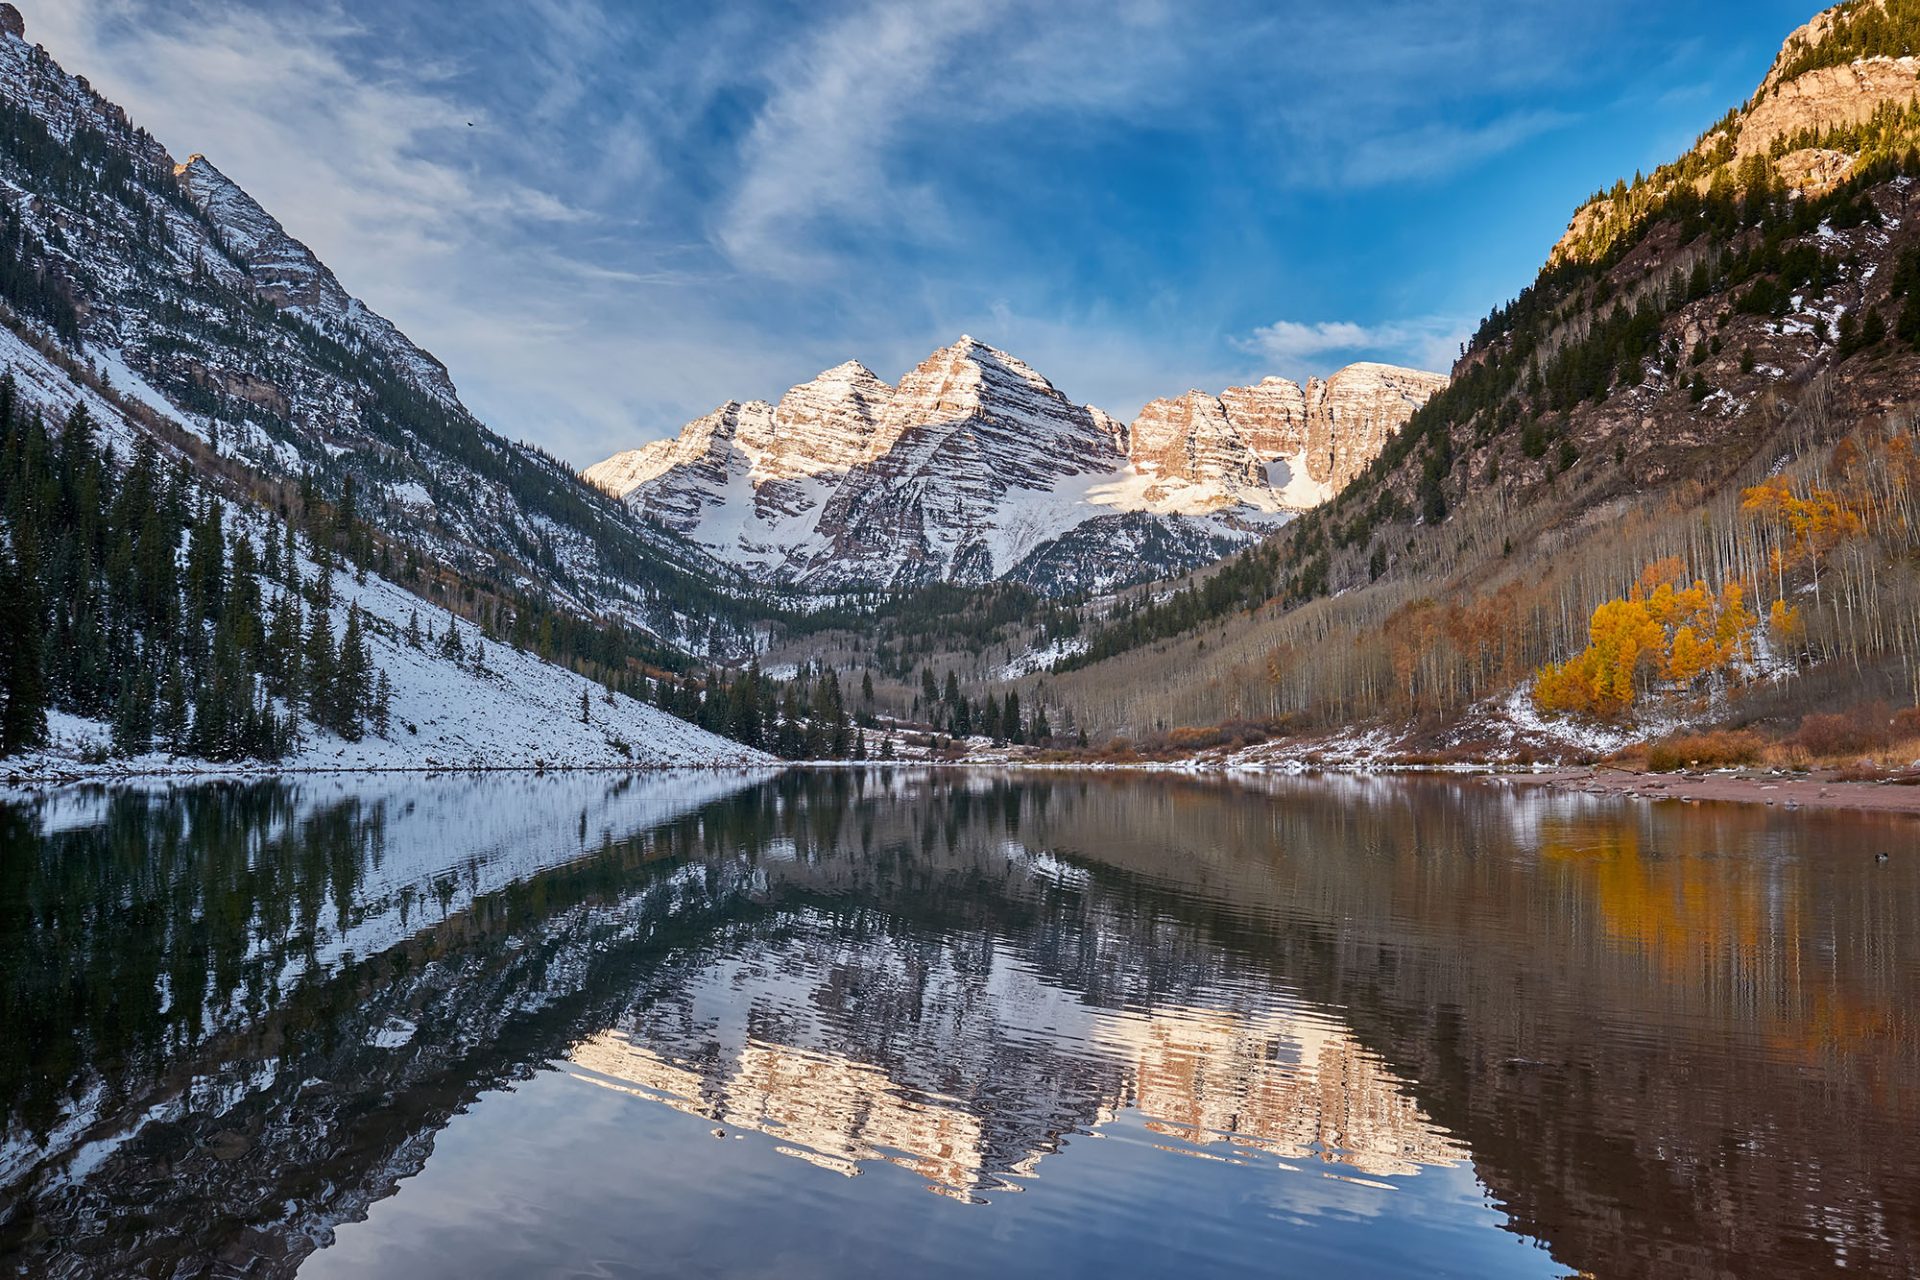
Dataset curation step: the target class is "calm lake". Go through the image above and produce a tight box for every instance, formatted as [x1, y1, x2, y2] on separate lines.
[2, 770, 1917, 1278]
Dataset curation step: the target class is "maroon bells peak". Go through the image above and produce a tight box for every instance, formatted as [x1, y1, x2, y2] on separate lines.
[584, 339, 1444, 592]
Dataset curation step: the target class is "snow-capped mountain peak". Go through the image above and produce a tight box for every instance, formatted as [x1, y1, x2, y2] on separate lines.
[587, 338, 1447, 593]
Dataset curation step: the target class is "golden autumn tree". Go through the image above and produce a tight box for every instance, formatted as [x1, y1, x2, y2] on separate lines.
[1533, 564, 1760, 720]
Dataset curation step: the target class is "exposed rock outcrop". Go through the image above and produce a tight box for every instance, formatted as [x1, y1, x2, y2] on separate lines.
[1308, 363, 1454, 490]
[1736, 55, 1920, 161]
[1129, 390, 1267, 509]
[1556, 1, 1920, 260]
[1125, 363, 1449, 508]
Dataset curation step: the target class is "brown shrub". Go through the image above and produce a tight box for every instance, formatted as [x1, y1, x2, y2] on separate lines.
[1788, 702, 1894, 758]
[1134, 717, 1291, 757]
[1646, 729, 1766, 772]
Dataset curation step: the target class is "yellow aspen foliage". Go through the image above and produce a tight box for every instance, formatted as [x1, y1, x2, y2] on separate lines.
[1533, 566, 1765, 720]
[1769, 598, 1806, 649]
[1667, 626, 1712, 683]
[1741, 477, 1864, 558]
[1711, 582, 1755, 664]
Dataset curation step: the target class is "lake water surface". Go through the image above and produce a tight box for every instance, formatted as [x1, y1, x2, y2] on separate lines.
[2, 770, 1917, 1278]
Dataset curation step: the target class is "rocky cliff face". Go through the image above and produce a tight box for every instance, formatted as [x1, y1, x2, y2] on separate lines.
[801, 338, 1138, 587]
[1309, 363, 1455, 489]
[588, 338, 1446, 593]
[173, 154, 459, 404]
[1556, 1, 1920, 259]
[1737, 56, 1920, 163]
[1131, 363, 1452, 511]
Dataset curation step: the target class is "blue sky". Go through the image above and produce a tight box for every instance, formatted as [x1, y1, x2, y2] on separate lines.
[40, 0, 1818, 465]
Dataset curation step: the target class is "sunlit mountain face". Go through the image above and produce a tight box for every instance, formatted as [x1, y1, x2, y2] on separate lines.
[3, 772, 1917, 1278]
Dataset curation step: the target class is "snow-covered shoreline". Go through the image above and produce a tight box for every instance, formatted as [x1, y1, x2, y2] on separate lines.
[1, 758, 780, 791]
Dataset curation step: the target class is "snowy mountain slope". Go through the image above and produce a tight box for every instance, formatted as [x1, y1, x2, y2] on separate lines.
[10, 512, 773, 779]
[173, 154, 460, 406]
[586, 336, 1447, 593]
[0, 10, 751, 651]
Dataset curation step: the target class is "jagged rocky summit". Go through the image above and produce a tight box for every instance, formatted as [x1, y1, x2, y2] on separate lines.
[585, 338, 1446, 593]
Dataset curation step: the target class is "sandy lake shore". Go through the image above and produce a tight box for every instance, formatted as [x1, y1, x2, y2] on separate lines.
[1496, 765, 1920, 816]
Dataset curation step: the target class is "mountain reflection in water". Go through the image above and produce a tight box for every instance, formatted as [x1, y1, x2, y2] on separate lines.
[568, 942, 1466, 1199]
[2, 770, 1917, 1279]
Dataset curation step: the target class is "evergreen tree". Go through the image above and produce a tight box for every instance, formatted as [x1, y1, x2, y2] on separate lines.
[336, 605, 371, 741]
[309, 523, 334, 611]
[282, 520, 301, 594]
[109, 664, 153, 757]
[777, 687, 804, 758]
[0, 536, 46, 754]
[727, 661, 764, 748]
[183, 495, 225, 625]
[372, 670, 393, 738]
[305, 606, 336, 730]
[263, 591, 300, 700]
[1863, 305, 1888, 348]
[338, 472, 359, 565]
[157, 656, 188, 753]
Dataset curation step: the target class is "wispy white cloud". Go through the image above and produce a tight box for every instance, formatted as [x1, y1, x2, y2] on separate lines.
[36, 2, 581, 261]
[28, 0, 660, 461]
[715, 0, 993, 278]
[1325, 109, 1574, 187]
[1235, 318, 1468, 377]
[715, 0, 1192, 279]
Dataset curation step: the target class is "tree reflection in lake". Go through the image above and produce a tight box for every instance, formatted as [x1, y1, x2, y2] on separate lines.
[2, 771, 1915, 1279]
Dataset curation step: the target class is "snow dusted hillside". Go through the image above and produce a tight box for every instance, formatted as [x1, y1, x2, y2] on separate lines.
[173, 153, 460, 406]
[587, 337, 1446, 594]
[284, 552, 769, 771]
[0, 298, 766, 780]
[12, 531, 771, 779]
